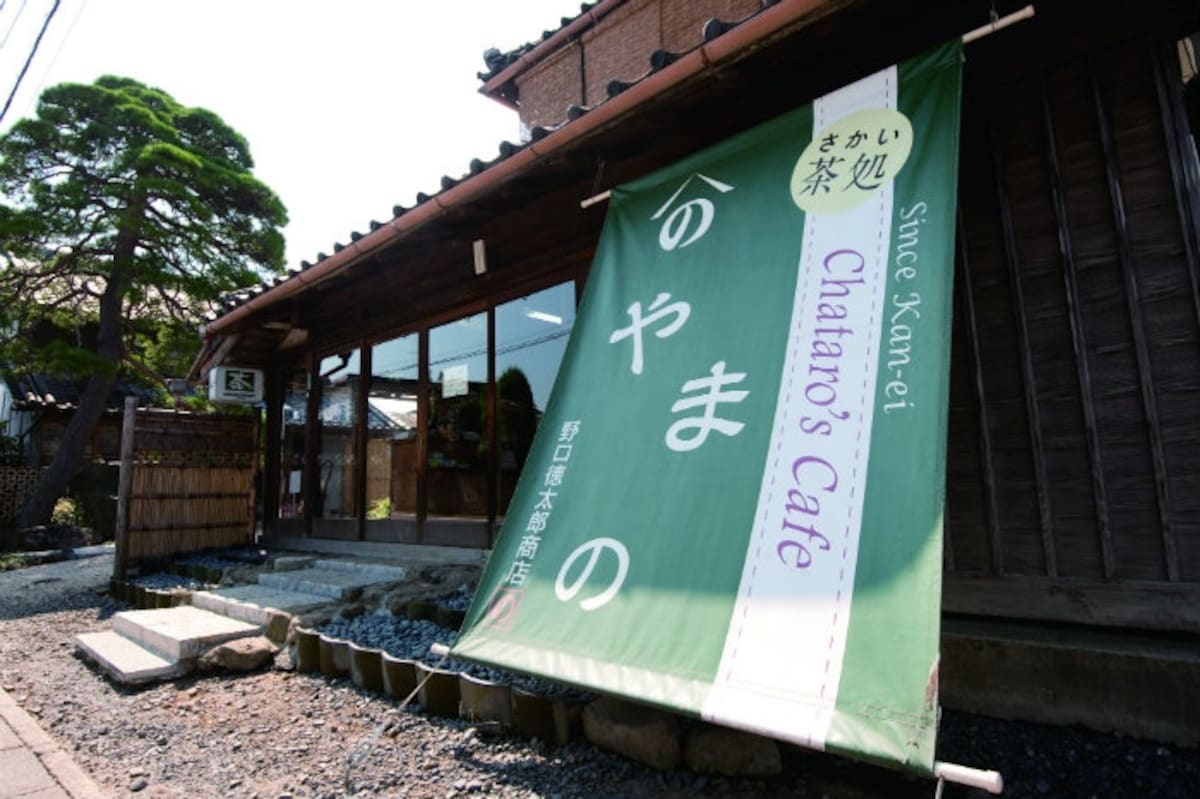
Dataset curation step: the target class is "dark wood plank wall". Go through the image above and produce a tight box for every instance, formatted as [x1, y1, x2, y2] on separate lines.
[945, 34, 1200, 632]
[239, 3, 1200, 632]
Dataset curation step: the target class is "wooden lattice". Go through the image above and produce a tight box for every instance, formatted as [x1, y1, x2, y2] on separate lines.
[0, 466, 44, 524]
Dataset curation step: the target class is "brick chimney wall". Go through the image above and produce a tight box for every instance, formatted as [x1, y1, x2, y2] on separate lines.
[511, 0, 762, 131]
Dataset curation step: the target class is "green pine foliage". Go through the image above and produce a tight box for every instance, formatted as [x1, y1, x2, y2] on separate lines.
[0, 76, 287, 376]
[0, 76, 288, 527]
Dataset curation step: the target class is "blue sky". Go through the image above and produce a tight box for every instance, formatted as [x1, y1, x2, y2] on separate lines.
[0, 0, 585, 267]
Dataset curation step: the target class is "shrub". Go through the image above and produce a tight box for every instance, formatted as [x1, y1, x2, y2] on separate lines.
[366, 497, 392, 520]
[51, 496, 85, 526]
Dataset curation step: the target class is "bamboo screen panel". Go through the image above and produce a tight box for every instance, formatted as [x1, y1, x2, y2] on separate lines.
[943, 35, 1200, 633]
[122, 409, 258, 566]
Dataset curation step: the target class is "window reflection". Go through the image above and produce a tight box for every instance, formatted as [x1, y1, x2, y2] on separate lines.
[279, 371, 308, 519]
[317, 350, 360, 520]
[368, 333, 419, 521]
[428, 313, 489, 517]
[282, 281, 577, 532]
[496, 282, 576, 513]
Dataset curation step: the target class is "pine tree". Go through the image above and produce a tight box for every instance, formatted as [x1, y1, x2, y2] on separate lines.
[0, 76, 287, 529]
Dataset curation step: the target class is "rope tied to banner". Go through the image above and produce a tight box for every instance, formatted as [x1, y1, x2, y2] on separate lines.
[342, 643, 453, 791]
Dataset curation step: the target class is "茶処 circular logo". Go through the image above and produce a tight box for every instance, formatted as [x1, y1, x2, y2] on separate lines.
[791, 108, 913, 215]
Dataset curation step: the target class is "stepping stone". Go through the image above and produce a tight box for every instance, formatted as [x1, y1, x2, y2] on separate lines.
[257, 560, 406, 600]
[192, 585, 329, 625]
[271, 555, 317, 572]
[74, 630, 188, 684]
[313, 559, 407, 582]
[112, 606, 260, 661]
[74, 555, 410, 686]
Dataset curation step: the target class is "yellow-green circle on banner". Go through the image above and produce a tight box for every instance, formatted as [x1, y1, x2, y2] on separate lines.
[791, 108, 913, 215]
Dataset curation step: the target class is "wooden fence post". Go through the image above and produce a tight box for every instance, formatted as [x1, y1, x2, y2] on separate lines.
[112, 397, 137, 580]
[249, 409, 261, 544]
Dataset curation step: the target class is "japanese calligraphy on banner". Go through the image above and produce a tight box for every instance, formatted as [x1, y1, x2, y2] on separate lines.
[453, 41, 962, 773]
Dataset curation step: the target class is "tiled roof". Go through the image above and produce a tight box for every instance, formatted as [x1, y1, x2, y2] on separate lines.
[209, 1, 775, 323]
[475, 2, 600, 83]
[5, 373, 159, 411]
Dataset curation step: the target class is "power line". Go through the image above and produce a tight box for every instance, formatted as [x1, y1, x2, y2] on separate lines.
[11, 0, 84, 121]
[0, 0, 61, 125]
[0, 0, 30, 49]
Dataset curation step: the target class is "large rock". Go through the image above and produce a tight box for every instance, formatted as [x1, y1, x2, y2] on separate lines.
[221, 565, 265, 587]
[19, 523, 95, 551]
[264, 610, 291, 644]
[374, 565, 481, 615]
[382, 584, 442, 616]
[581, 697, 681, 770]
[198, 636, 278, 672]
[420, 564, 481, 588]
[337, 602, 367, 620]
[684, 723, 782, 777]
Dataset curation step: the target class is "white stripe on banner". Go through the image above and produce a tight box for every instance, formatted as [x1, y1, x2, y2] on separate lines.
[701, 66, 897, 748]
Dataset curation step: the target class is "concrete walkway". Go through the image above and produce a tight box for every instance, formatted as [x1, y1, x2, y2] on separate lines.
[0, 688, 105, 799]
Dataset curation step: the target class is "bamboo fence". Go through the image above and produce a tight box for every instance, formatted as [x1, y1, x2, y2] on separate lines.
[114, 399, 259, 577]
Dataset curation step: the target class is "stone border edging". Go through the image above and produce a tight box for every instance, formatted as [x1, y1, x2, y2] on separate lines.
[0, 687, 107, 799]
[103, 578, 785, 777]
[108, 579, 586, 744]
[292, 626, 584, 745]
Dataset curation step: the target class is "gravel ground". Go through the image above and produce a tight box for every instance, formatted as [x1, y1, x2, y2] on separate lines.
[0, 554, 1196, 799]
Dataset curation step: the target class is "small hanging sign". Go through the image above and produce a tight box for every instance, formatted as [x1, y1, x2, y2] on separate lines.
[208, 365, 265, 404]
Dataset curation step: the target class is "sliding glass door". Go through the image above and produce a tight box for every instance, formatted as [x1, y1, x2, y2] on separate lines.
[278, 278, 577, 544]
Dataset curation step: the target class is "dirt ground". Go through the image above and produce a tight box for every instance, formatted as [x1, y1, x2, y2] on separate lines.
[0, 554, 1195, 798]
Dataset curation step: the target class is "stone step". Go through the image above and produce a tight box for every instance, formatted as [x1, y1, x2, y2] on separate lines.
[257, 560, 406, 600]
[192, 585, 329, 626]
[311, 559, 407, 582]
[74, 630, 188, 685]
[270, 555, 317, 572]
[112, 606, 261, 661]
[74, 557, 414, 687]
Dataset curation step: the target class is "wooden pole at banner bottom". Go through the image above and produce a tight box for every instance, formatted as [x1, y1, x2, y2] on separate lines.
[933, 761, 1005, 794]
[577, 5, 1038, 210]
[570, 14, 1038, 793]
[434, 645, 1005, 791]
[579, 189, 611, 209]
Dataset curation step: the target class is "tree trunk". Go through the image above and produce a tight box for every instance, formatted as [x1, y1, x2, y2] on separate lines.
[17, 266, 128, 530]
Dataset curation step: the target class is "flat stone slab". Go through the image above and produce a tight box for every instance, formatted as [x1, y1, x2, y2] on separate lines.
[257, 562, 406, 600]
[112, 606, 260, 660]
[74, 630, 187, 685]
[312, 559, 407, 582]
[271, 555, 317, 572]
[0, 745, 60, 797]
[0, 714, 21, 749]
[192, 585, 329, 625]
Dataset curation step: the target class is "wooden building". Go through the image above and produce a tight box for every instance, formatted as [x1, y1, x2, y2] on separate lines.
[0, 373, 157, 466]
[191, 0, 1200, 742]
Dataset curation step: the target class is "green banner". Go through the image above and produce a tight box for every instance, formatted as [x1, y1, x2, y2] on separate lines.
[453, 40, 962, 773]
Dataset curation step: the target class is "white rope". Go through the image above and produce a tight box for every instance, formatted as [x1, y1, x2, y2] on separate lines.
[343, 644, 452, 790]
